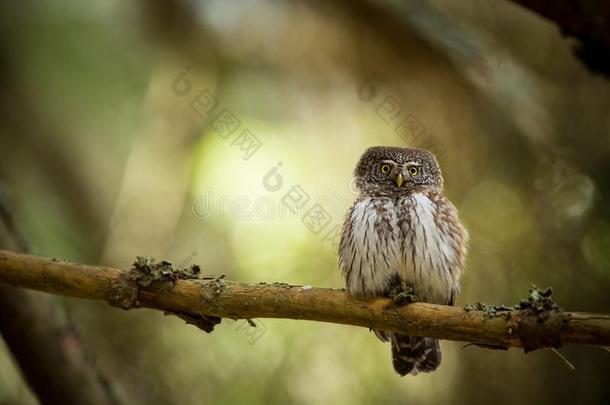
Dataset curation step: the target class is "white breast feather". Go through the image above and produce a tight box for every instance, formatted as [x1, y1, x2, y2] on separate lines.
[405, 193, 456, 303]
[340, 193, 460, 304]
[341, 198, 400, 296]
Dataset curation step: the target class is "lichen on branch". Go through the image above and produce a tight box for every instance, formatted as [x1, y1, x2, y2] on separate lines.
[108, 256, 221, 332]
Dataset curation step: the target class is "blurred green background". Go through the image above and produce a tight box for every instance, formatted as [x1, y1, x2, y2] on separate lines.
[0, 0, 609, 404]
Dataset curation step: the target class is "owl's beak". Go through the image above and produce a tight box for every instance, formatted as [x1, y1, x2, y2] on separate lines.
[395, 173, 404, 187]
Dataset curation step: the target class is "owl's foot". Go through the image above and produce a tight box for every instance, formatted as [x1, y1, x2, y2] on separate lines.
[388, 283, 419, 305]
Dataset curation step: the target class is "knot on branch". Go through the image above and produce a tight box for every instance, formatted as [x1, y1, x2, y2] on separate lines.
[108, 256, 221, 333]
[464, 286, 568, 351]
[109, 256, 201, 308]
[515, 286, 567, 352]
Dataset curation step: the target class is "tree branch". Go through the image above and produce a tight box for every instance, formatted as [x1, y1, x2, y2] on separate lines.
[0, 250, 608, 351]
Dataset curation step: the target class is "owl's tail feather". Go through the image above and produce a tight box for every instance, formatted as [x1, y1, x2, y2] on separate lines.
[390, 334, 441, 376]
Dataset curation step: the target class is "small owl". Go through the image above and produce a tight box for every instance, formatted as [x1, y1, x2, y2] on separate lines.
[339, 146, 468, 376]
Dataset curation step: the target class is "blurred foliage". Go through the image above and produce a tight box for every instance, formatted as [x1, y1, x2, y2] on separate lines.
[0, 0, 609, 404]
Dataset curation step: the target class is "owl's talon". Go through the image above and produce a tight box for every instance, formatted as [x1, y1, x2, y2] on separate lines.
[388, 284, 419, 305]
[392, 291, 420, 305]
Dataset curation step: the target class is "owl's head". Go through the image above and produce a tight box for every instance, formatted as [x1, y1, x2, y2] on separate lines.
[353, 146, 443, 195]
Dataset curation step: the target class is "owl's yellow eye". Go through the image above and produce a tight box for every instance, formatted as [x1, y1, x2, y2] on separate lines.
[380, 164, 391, 174]
[408, 166, 419, 176]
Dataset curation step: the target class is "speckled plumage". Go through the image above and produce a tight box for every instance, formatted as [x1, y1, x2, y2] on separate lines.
[339, 146, 468, 376]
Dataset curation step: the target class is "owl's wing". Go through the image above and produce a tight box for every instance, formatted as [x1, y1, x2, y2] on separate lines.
[338, 198, 359, 282]
[436, 196, 469, 300]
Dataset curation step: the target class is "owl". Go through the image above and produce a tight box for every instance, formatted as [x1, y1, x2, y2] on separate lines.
[339, 146, 468, 376]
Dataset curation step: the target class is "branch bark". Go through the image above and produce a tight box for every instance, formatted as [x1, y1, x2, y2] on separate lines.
[0, 249, 608, 351]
